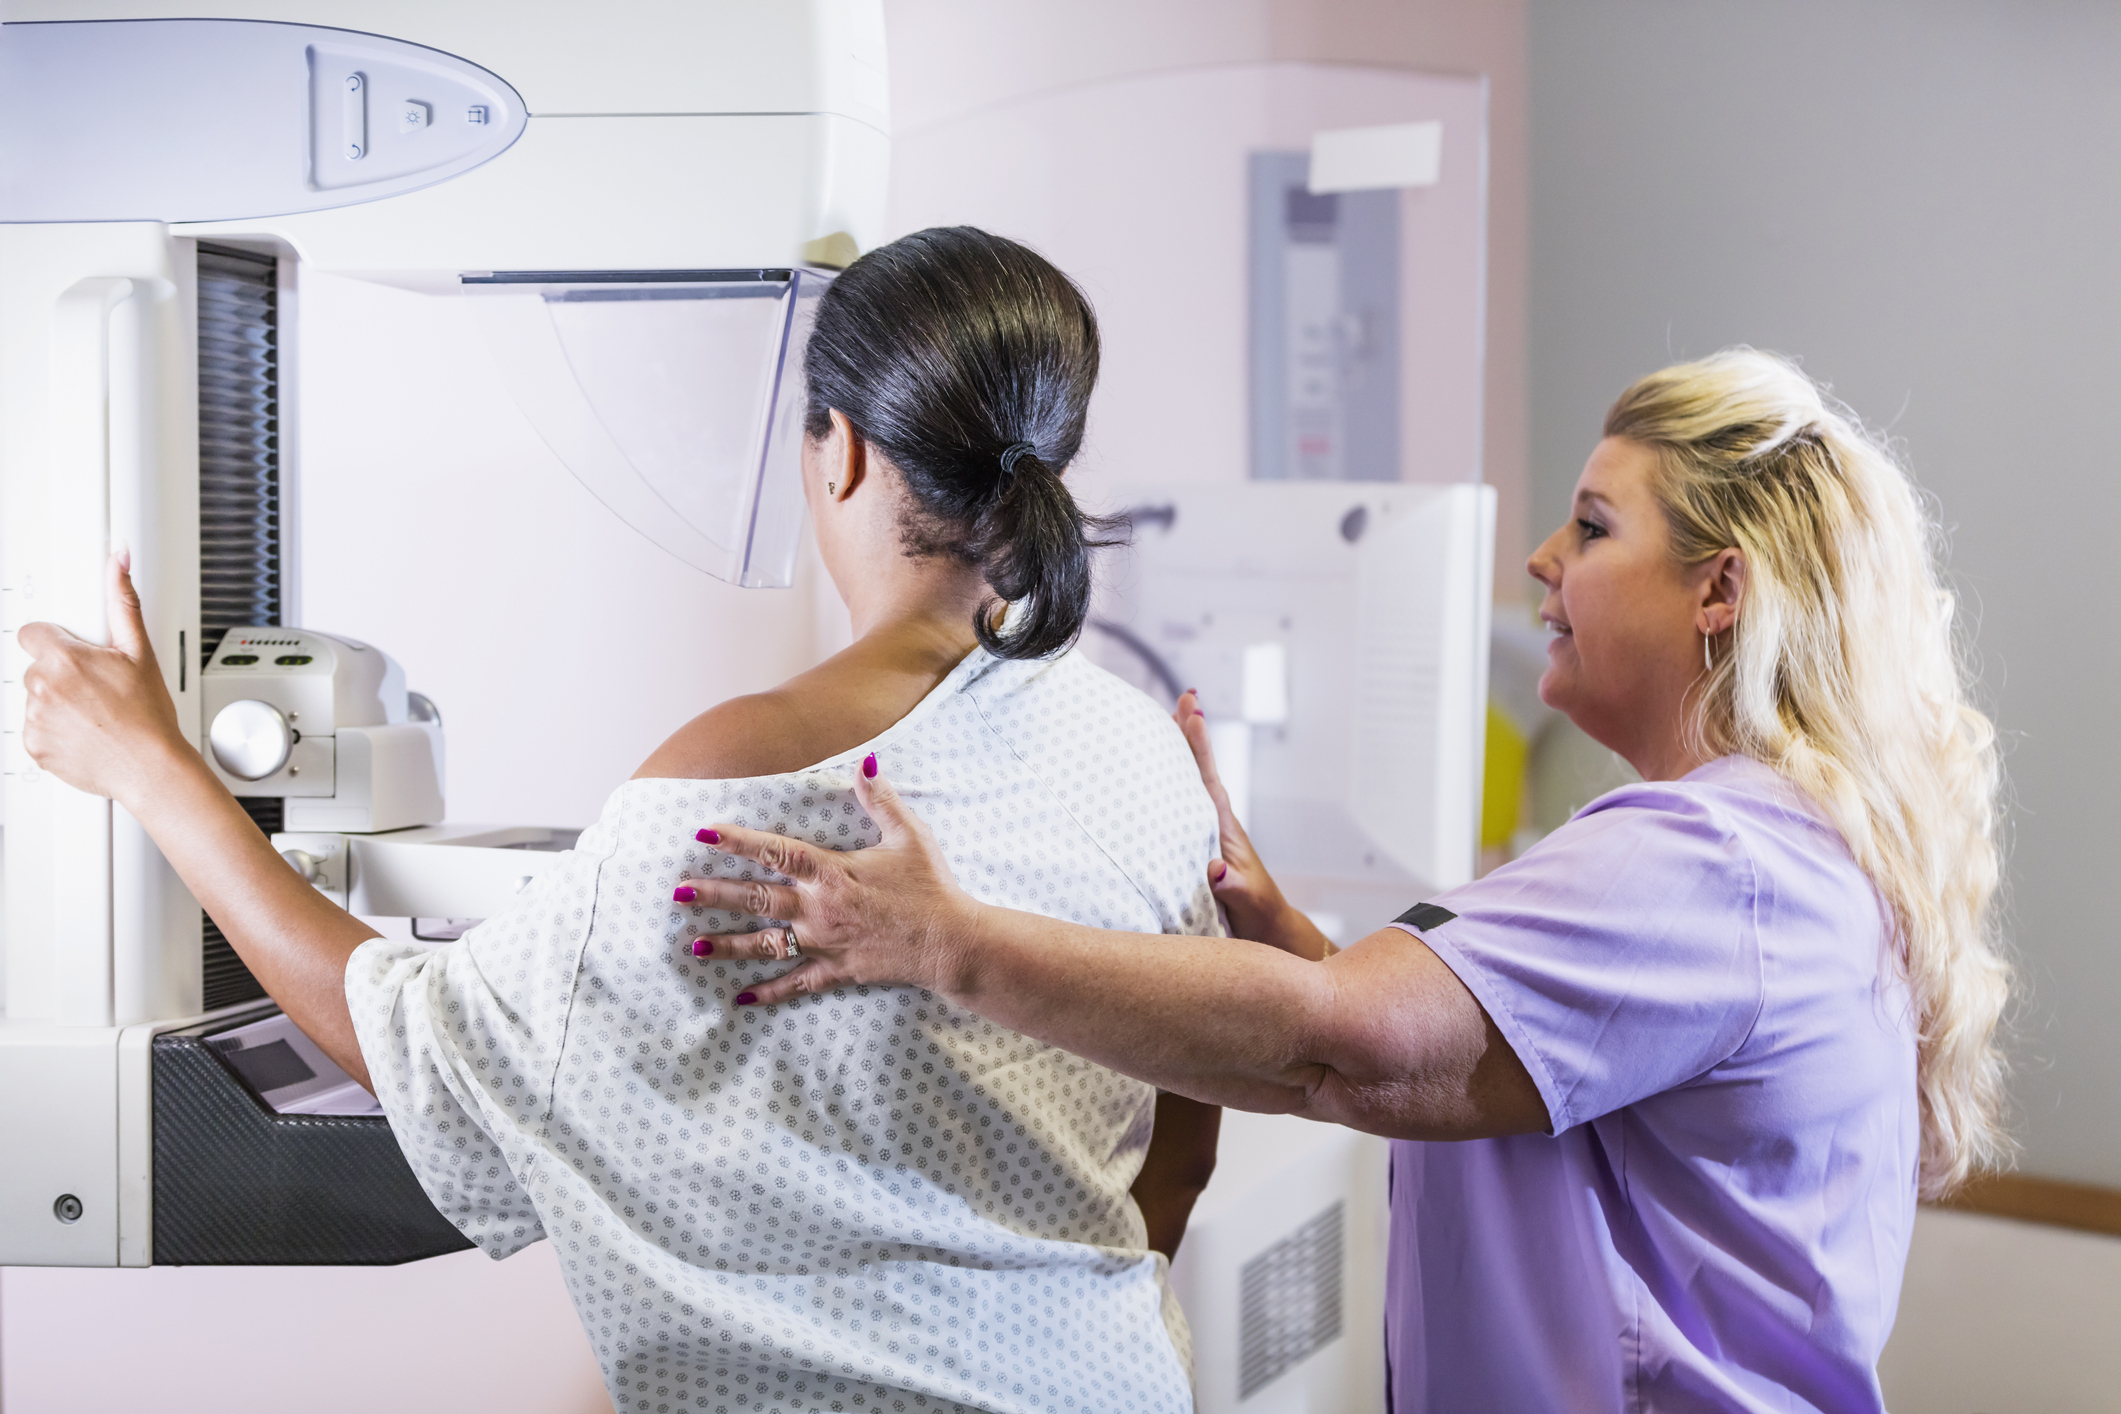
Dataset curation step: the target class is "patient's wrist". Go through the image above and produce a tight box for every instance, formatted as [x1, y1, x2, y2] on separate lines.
[124, 734, 233, 832]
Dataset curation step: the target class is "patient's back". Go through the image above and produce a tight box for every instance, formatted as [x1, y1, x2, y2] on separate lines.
[349, 645, 1221, 1414]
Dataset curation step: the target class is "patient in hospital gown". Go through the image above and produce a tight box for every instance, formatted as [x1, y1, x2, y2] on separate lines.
[344, 227, 1226, 1414]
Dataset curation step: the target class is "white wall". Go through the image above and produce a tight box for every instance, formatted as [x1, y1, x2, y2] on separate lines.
[889, 64, 1490, 515]
[884, 0, 1532, 590]
[1528, 0, 2121, 1188]
[1881, 1210, 2121, 1413]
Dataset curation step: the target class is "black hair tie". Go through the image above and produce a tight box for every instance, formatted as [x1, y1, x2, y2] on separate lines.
[997, 442, 1036, 487]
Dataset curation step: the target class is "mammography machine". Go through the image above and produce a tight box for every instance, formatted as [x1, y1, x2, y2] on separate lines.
[0, 0, 886, 1268]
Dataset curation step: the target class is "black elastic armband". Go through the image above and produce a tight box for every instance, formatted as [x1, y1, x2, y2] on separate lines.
[1393, 902, 1458, 933]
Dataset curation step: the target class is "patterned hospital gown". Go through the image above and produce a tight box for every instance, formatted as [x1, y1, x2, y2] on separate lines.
[347, 647, 1224, 1413]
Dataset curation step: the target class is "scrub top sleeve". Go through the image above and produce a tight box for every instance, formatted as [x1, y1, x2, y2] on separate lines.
[1396, 786, 1764, 1134]
[347, 937, 549, 1259]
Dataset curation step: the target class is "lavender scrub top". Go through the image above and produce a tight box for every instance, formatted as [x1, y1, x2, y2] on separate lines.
[1386, 754, 1918, 1413]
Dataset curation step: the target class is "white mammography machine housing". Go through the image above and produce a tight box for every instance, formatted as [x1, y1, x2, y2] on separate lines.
[0, 0, 887, 1267]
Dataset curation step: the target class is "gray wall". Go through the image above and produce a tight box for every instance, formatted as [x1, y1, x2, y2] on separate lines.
[1530, 0, 2121, 1185]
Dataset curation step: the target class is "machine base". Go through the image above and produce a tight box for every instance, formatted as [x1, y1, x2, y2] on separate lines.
[151, 1019, 473, 1265]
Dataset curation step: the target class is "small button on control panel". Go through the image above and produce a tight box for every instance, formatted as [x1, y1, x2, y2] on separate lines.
[399, 100, 430, 133]
[343, 71, 366, 160]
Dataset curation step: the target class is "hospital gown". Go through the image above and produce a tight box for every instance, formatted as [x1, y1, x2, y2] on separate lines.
[347, 647, 1223, 1414]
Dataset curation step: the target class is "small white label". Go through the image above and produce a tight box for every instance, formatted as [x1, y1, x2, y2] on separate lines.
[1308, 120, 1444, 194]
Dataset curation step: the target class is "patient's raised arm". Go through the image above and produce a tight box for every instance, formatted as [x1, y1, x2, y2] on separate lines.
[19, 552, 380, 1088]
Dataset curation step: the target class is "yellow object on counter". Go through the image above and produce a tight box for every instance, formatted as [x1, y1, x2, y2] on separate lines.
[1481, 701, 1529, 851]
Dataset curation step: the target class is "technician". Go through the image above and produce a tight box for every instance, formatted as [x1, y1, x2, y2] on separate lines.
[680, 348, 2013, 1413]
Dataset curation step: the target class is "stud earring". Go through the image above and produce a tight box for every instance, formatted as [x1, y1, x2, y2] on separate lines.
[827, 482, 837, 496]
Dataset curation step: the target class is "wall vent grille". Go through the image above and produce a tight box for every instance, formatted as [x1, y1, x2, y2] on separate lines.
[1237, 1199, 1345, 1399]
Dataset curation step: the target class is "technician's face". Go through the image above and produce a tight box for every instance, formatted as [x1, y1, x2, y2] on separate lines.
[1526, 437, 1700, 756]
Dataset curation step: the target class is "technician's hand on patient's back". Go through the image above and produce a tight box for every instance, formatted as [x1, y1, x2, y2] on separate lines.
[19, 550, 189, 803]
[692, 687, 1340, 1003]
[676, 752, 978, 1003]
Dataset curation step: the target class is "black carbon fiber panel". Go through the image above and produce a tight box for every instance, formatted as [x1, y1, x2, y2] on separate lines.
[152, 1029, 473, 1266]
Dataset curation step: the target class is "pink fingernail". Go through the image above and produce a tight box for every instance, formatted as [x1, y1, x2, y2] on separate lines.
[696, 828, 720, 845]
[692, 938, 713, 956]
[673, 886, 696, 903]
[734, 991, 758, 1006]
[862, 753, 877, 779]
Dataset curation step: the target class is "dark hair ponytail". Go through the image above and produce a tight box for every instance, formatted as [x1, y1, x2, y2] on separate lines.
[801, 226, 1120, 660]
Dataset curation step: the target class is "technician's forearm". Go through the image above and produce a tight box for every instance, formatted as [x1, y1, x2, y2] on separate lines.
[927, 907, 1539, 1141]
[936, 904, 1337, 1113]
[125, 742, 379, 1088]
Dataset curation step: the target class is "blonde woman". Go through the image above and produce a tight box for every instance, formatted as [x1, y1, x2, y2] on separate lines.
[680, 348, 2011, 1412]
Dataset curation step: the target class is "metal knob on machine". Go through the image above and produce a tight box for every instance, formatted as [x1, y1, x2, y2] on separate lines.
[280, 849, 327, 885]
[207, 698, 296, 781]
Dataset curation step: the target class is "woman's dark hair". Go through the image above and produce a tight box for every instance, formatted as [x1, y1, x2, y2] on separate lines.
[802, 226, 1119, 660]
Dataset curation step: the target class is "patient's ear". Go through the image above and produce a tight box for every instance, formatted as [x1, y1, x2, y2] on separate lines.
[828, 409, 867, 503]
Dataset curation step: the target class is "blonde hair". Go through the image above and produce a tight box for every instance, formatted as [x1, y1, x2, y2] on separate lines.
[1605, 348, 2009, 1198]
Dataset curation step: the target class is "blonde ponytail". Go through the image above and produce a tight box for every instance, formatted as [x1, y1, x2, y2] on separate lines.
[1606, 348, 2009, 1197]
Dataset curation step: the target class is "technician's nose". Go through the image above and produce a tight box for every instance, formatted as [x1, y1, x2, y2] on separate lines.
[1527, 525, 1566, 590]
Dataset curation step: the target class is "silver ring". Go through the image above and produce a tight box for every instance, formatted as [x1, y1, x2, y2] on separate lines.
[781, 927, 801, 959]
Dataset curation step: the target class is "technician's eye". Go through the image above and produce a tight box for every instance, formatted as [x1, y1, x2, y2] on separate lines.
[1576, 518, 1608, 541]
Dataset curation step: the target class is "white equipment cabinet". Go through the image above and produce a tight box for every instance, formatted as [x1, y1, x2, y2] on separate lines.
[1170, 1111, 1392, 1414]
[1100, 485, 1494, 1414]
[0, 0, 888, 1268]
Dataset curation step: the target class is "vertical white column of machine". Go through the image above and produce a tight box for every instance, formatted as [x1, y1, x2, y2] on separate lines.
[3, 226, 193, 1030]
[52, 270, 130, 1027]
[3, 236, 126, 1027]
[0, 224, 169, 1265]
[109, 236, 203, 1025]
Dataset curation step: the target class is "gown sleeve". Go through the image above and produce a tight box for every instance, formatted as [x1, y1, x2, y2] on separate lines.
[1396, 781, 1765, 1134]
[343, 835, 612, 1259]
